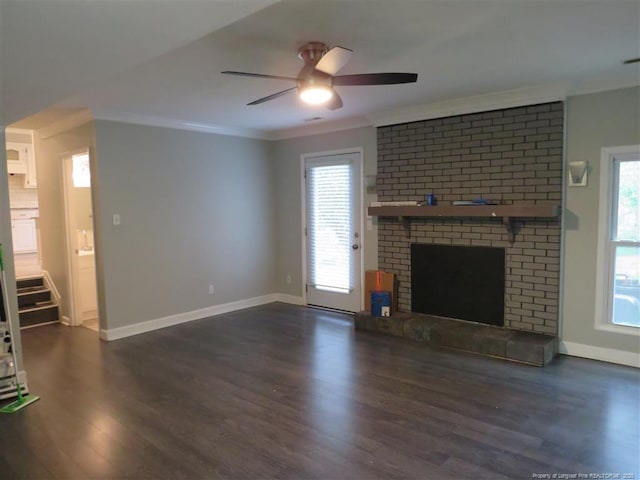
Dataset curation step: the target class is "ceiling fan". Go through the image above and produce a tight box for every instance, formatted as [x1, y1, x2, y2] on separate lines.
[221, 42, 418, 110]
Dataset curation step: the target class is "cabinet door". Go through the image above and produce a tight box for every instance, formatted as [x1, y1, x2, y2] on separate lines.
[6, 142, 28, 174]
[23, 144, 37, 188]
[78, 259, 98, 320]
[12, 219, 37, 253]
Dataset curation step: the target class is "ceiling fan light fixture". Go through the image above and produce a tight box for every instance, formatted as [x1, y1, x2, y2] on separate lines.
[299, 86, 333, 105]
[222, 42, 418, 109]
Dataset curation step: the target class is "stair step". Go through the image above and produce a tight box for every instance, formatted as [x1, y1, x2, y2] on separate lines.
[19, 302, 59, 328]
[17, 285, 47, 294]
[16, 277, 44, 290]
[17, 289, 51, 308]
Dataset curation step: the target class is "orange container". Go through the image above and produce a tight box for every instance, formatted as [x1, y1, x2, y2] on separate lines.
[364, 270, 397, 313]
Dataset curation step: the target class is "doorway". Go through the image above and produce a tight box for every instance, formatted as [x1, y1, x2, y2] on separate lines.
[62, 151, 99, 330]
[5, 129, 41, 279]
[303, 150, 362, 312]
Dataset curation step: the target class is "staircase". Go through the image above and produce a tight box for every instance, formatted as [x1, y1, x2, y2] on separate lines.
[17, 277, 59, 328]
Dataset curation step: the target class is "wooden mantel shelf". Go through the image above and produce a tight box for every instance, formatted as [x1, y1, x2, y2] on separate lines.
[368, 204, 561, 243]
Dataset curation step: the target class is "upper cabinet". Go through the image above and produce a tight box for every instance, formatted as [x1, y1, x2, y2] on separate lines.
[6, 142, 29, 175]
[5, 129, 37, 189]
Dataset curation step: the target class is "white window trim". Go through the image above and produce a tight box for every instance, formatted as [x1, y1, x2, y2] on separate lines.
[594, 145, 640, 336]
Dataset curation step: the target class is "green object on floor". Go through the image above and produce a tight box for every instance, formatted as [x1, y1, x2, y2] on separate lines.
[0, 243, 40, 413]
[0, 387, 40, 413]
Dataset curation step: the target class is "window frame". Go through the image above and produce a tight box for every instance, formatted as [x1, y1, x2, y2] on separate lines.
[594, 145, 640, 335]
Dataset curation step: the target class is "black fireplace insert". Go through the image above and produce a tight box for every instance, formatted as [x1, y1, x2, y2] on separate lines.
[411, 243, 505, 326]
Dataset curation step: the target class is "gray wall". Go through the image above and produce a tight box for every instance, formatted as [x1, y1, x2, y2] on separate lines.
[35, 122, 97, 320]
[272, 126, 378, 297]
[93, 121, 275, 329]
[562, 87, 640, 354]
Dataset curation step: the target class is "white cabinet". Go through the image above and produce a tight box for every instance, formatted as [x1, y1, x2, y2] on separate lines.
[78, 255, 98, 321]
[23, 145, 37, 188]
[5, 139, 37, 188]
[11, 218, 37, 253]
[6, 142, 28, 175]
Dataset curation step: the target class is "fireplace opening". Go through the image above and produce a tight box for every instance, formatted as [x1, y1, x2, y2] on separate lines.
[411, 244, 505, 326]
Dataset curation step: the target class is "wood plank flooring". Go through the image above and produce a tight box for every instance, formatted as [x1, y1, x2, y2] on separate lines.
[1, 302, 638, 479]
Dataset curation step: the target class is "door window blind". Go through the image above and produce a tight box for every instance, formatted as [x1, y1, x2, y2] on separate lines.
[306, 162, 353, 293]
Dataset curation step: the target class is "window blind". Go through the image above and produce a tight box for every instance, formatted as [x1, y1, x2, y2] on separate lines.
[306, 163, 353, 293]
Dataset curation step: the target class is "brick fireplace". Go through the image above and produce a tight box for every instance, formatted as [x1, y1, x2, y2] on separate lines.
[376, 102, 563, 336]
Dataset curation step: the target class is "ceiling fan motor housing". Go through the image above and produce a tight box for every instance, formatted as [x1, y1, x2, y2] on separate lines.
[297, 42, 328, 64]
[297, 69, 332, 89]
[297, 42, 333, 89]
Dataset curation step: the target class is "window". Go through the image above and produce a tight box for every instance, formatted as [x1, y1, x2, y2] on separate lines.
[306, 162, 353, 293]
[72, 152, 91, 188]
[596, 146, 640, 333]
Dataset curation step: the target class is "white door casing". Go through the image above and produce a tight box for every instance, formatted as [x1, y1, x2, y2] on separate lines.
[303, 149, 363, 312]
[62, 151, 99, 326]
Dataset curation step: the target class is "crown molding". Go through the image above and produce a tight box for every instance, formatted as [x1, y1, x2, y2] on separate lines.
[5, 127, 33, 135]
[58, 77, 638, 142]
[366, 83, 570, 128]
[366, 76, 640, 129]
[567, 71, 640, 97]
[266, 116, 373, 141]
[37, 109, 94, 139]
[93, 109, 270, 140]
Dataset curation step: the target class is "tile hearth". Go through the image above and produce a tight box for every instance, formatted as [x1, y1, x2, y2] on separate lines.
[355, 311, 557, 366]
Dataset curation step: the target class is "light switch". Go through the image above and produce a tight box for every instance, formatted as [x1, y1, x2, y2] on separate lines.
[113, 214, 120, 226]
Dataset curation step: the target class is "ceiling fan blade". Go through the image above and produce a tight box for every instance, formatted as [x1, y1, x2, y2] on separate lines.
[315, 46, 353, 76]
[221, 71, 297, 82]
[247, 87, 297, 106]
[327, 89, 343, 110]
[333, 73, 418, 86]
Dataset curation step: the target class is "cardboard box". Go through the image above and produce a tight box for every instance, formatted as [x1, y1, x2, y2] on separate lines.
[371, 291, 392, 317]
[364, 270, 397, 313]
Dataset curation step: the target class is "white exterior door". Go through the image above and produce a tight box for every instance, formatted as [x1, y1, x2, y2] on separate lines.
[304, 151, 362, 312]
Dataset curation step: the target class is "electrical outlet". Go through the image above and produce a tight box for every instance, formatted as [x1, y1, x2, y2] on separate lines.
[286, 275, 292, 284]
[208, 284, 215, 295]
[113, 213, 120, 226]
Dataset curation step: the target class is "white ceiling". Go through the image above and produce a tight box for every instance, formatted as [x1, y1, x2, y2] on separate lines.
[0, 0, 279, 126]
[4, 0, 640, 138]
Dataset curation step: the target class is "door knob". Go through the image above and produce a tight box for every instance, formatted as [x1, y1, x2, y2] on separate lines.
[352, 244, 360, 250]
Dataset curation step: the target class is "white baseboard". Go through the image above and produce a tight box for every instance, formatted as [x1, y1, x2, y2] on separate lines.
[274, 294, 305, 305]
[559, 341, 640, 368]
[100, 294, 281, 341]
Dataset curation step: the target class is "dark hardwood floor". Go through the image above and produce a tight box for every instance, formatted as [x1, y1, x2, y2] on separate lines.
[1, 303, 638, 479]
